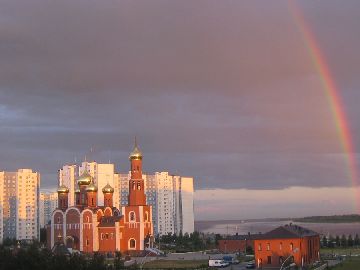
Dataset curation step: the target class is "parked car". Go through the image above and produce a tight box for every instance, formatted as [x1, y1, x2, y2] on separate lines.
[209, 259, 230, 268]
[246, 261, 255, 269]
[223, 255, 240, 264]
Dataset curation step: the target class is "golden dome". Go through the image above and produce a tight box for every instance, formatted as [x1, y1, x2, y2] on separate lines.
[129, 137, 142, 160]
[86, 182, 98, 192]
[57, 185, 69, 193]
[75, 188, 80, 193]
[77, 170, 92, 186]
[102, 183, 114, 193]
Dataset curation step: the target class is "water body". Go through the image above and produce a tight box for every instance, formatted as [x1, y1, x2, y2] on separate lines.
[196, 220, 360, 236]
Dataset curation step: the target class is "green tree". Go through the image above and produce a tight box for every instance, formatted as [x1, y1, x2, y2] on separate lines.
[321, 236, 327, 247]
[114, 251, 124, 270]
[335, 235, 340, 247]
[355, 234, 360, 246]
[341, 234, 347, 247]
[328, 235, 335, 248]
[348, 235, 354, 247]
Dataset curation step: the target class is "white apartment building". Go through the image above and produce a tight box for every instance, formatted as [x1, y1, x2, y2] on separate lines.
[39, 191, 58, 228]
[79, 162, 117, 206]
[59, 161, 120, 207]
[58, 164, 77, 206]
[1, 169, 40, 240]
[117, 172, 194, 236]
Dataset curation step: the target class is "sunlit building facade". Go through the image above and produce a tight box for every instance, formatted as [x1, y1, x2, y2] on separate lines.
[59, 163, 120, 208]
[1, 169, 40, 240]
[118, 172, 194, 236]
[40, 191, 58, 228]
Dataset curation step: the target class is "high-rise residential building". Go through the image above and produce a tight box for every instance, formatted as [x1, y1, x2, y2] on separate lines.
[39, 191, 58, 228]
[58, 164, 77, 207]
[1, 169, 40, 240]
[59, 162, 120, 208]
[117, 172, 194, 236]
[177, 176, 195, 234]
[79, 162, 116, 206]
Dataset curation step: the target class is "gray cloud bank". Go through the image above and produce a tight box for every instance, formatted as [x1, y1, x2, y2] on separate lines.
[0, 0, 360, 190]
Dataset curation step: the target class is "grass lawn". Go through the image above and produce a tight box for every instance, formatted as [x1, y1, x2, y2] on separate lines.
[321, 247, 360, 256]
[331, 258, 360, 270]
[143, 259, 208, 269]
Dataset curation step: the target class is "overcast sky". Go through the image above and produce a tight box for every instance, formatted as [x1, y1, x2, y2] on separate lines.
[1, 0, 360, 219]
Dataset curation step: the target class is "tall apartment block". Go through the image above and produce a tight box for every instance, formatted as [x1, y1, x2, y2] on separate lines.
[58, 165, 77, 206]
[118, 172, 194, 236]
[59, 162, 120, 207]
[39, 191, 58, 228]
[0, 169, 40, 241]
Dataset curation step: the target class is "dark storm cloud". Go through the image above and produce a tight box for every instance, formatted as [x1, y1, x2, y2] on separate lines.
[1, 0, 360, 190]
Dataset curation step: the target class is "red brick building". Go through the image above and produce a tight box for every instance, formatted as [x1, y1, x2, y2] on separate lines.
[218, 233, 261, 253]
[254, 224, 320, 269]
[47, 141, 153, 254]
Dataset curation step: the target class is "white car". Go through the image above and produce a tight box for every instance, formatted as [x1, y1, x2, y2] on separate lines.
[209, 259, 230, 268]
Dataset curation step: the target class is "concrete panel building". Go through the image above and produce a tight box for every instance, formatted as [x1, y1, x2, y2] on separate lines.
[39, 191, 58, 228]
[1, 169, 40, 240]
[117, 172, 194, 236]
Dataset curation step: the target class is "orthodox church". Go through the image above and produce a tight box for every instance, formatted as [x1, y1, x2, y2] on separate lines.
[47, 141, 153, 254]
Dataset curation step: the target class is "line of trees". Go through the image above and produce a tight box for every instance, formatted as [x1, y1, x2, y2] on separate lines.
[322, 234, 360, 248]
[0, 242, 124, 270]
[156, 231, 207, 252]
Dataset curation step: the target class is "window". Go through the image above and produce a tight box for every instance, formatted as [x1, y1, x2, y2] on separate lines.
[137, 182, 141, 190]
[279, 242, 282, 250]
[86, 239, 89, 246]
[129, 211, 136, 222]
[267, 256, 272, 264]
[290, 243, 294, 251]
[129, 238, 136, 249]
[145, 211, 149, 222]
[258, 243, 262, 251]
[267, 243, 270, 251]
[132, 182, 136, 190]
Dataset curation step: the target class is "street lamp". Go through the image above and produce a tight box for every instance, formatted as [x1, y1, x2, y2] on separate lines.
[280, 248, 299, 270]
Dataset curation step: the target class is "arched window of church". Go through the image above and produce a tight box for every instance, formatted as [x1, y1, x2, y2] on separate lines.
[86, 216, 90, 223]
[137, 182, 141, 190]
[91, 198, 94, 205]
[132, 181, 136, 190]
[129, 238, 136, 249]
[129, 211, 136, 222]
[145, 211, 149, 222]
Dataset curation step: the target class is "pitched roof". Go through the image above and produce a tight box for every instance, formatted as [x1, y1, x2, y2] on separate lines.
[260, 224, 319, 240]
[225, 233, 263, 240]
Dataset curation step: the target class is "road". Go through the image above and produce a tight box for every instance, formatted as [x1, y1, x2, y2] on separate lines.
[134, 251, 253, 269]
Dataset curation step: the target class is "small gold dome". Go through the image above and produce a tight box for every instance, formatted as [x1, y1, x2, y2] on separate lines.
[57, 185, 69, 193]
[102, 183, 114, 193]
[78, 170, 92, 186]
[129, 137, 142, 160]
[86, 182, 98, 192]
[75, 188, 80, 193]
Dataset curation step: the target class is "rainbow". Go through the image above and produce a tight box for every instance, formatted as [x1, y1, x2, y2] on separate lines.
[288, 0, 359, 211]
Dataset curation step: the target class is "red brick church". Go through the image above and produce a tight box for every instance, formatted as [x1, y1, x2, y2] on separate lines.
[47, 141, 153, 254]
